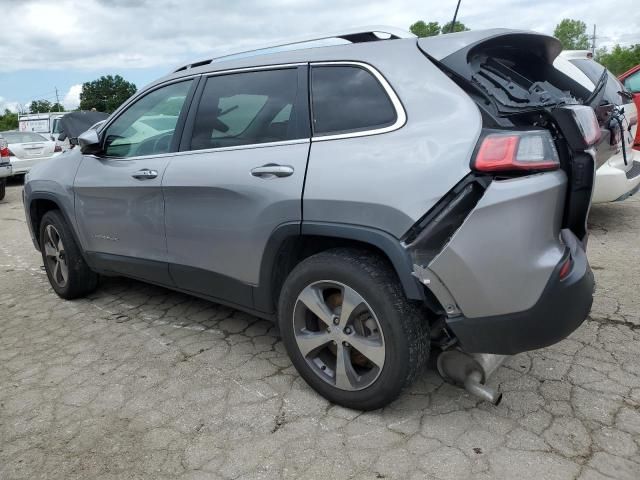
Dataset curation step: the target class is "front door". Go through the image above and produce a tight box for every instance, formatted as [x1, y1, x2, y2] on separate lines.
[74, 79, 195, 284]
[162, 66, 310, 309]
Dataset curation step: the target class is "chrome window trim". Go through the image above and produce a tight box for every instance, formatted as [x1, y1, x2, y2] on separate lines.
[172, 138, 310, 157]
[201, 63, 306, 79]
[309, 61, 407, 142]
[88, 139, 310, 163]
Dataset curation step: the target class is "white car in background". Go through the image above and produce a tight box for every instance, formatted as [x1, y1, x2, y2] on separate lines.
[0, 131, 62, 176]
[0, 137, 13, 200]
[554, 51, 639, 203]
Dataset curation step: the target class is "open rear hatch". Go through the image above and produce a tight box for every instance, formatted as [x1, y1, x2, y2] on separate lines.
[418, 29, 599, 242]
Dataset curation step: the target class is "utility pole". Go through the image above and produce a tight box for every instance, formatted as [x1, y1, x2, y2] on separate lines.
[55, 87, 60, 111]
[591, 24, 597, 56]
[449, 0, 462, 33]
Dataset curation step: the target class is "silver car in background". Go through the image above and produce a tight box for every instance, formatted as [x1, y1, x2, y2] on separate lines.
[0, 131, 61, 176]
[23, 27, 599, 410]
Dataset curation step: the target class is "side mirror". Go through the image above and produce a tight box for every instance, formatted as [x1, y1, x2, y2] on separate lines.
[78, 129, 101, 155]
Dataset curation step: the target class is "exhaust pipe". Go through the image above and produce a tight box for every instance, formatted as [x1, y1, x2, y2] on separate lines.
[437, 350, 505, 405]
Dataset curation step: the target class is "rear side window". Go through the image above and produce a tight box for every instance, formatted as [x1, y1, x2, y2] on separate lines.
[190, 68, 303, 150]
[569, 59, 631, 105]
[311, 65, 397, 136]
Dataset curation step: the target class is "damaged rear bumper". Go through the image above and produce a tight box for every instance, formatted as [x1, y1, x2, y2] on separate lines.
[445, 229, 594, 355]
[409, 170, 595, 356]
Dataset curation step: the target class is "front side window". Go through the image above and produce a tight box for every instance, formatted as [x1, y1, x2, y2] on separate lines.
[103, 80, 192, 157]
[311, 65, 397, 136]
[190, 68, 302, 150]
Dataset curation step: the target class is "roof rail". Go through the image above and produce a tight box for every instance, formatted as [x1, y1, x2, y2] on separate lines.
[173, 26, 415, 73]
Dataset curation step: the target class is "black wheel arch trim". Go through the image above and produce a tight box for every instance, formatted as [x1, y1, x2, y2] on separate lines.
[255, 221, 425, 313]
[27, 192, 87, 260]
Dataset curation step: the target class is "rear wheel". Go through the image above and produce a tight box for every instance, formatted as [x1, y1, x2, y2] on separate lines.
[0, 179, 5, 200]
[39, 210, 98, 299]
[278, 248, 430, 410]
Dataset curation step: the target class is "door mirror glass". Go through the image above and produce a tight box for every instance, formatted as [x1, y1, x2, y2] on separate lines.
[78, 129, 101, 155]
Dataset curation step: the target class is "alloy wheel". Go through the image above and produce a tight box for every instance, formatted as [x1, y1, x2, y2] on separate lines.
[293, 281, 386, 391]
[43, 224, 68, 288]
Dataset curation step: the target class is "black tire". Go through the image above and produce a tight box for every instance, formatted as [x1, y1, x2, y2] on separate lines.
[0, 179, 5, 201]
[278, 248, 430, 410]
[39, 210, 98, 299]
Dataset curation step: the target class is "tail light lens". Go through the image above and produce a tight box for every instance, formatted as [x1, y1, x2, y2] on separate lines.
[472, 130, 560, 173]
[552, 105, 601, 150]
[54, 145, 62, 152]
[558, 256, 573, 280]
[0, 143, 9, 160]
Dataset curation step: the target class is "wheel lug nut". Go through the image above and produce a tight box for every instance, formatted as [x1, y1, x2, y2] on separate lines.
[343, 341, 350, 347]
[344, 327, 352, 334]
[332, 316, 339, 325]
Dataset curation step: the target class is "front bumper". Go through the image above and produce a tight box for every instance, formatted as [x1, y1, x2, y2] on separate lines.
[446, 229, 594, 355]
[0, 163, 12, 179]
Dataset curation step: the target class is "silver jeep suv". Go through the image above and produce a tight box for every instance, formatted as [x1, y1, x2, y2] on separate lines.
[23, 28, 599, 410]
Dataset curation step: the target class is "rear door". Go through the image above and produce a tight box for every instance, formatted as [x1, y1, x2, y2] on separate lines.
[74, 79, 195, 283]
[162, 66, 310, 309]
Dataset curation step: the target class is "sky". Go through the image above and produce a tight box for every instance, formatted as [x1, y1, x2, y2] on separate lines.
[1, 0, 639, 113]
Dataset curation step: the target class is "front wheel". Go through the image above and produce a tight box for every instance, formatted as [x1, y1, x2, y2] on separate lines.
[39, 210, 98, 299]
[278, 248, 430, 410]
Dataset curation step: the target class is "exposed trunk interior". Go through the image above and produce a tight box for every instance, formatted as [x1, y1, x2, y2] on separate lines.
[419, 31, 597, 243]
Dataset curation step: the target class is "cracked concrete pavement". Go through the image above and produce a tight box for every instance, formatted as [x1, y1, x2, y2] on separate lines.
[1, 178, 639, 480]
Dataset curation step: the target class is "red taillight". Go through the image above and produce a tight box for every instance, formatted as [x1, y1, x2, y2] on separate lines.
[0, 147, 9, 159]
[558, 256, 573, 280]
[472, 130, 560, 173]
[565, 105, 601, 147]
[54, 145, 62, 153]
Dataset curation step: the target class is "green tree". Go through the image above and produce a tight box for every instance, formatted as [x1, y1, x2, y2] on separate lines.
[553, 19, 590, 50]
[596, 44, 640, 76]
[442, 20, 469, 34]
[50, 102, 64, 112]
[0, 109, 18, 130]
[410, 20, 441, 37]
[79, 75, 137, 113]
[29, 99, 52, 113]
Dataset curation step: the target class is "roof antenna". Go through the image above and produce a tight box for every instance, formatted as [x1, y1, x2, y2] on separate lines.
[447, 0, 463, 34]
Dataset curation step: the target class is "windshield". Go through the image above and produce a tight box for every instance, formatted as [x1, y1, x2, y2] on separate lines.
[569, 59, 632, 105]
[0, 131, 49, 143]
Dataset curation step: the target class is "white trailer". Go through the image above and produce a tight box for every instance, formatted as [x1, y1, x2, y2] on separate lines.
[18, 112, 70, 137]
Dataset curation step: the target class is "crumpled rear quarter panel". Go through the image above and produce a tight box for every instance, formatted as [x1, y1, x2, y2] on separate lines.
[428, 170, 567, 318]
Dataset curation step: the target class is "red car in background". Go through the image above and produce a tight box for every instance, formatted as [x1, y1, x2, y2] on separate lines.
[620, 64, 640, 149]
